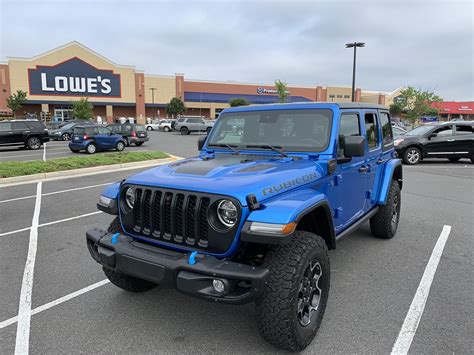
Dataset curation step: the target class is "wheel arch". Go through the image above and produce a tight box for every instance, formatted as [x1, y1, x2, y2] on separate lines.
[376, 159, 403, 205]
[295, 202, 336, 250]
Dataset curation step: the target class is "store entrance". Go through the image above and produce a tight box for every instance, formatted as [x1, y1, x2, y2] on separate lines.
[54, 106, 73, 122]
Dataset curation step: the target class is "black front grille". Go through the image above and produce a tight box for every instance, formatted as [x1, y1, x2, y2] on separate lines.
[121, 185, 240, 254]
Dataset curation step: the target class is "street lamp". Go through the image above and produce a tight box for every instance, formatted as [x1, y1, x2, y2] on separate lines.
[149, 88, 157, 122]
[345, 42, 365, 102]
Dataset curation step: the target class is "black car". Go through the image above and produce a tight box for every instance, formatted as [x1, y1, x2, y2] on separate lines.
[394, 121, 474, 164]
[107, 123, 149, 146]
[0, 119, 49, 150]
[50, 121, 95, 141]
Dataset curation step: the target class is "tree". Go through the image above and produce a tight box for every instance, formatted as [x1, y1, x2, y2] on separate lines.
[6, 90, 28, 116]
[389, 102, 403, 116]
[228, 98, 250, 107]
[275, 79, 289, 103]
[71, 98, 93, 120]
[394, 86, 442, 122]
[166, 97, 187, 118]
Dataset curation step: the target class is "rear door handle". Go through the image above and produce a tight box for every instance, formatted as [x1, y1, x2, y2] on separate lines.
[376, 158, 385, 165]
[359, 165, 369, 173]
[447, 139, 455, 142]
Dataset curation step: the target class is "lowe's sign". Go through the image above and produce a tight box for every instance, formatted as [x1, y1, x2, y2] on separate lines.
[28, 57, 121, 97]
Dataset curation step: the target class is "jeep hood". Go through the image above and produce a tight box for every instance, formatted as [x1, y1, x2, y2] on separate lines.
[124, 154, 326, 206]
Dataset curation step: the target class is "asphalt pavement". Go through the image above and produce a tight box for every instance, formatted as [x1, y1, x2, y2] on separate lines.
[0, 136, 473, 354]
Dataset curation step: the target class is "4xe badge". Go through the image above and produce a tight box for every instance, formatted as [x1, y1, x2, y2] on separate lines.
[28, 57, 121, 97]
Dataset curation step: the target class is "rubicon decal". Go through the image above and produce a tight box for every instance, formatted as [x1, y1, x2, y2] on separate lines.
[28, 57, 121, 97]
[262, 172, 317, 196]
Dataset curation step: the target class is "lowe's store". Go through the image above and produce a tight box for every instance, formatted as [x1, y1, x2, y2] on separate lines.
[0, 41, 401, 124]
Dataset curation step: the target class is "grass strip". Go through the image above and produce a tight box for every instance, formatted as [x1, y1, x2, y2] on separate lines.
[0, 151, 169, 178]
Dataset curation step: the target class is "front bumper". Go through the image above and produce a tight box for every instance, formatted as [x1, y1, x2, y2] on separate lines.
[86, 228, 269, 304]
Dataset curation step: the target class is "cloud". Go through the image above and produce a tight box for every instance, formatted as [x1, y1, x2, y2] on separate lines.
[0, 0, 472, 100]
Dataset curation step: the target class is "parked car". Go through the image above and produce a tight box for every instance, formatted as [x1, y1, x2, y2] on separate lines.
[0, 119, 49, 150]
[174, 117, 214, 135]
[107, 123, 149, 146]
[145, 121, 160, 131]
[158, 119, 176, 132]
[69, 126, 125, 154]
[392, 125, 407, 137]
[50, 121, 95, 141]
[394, 121, 474, 164]
[86, 102, 403, 352]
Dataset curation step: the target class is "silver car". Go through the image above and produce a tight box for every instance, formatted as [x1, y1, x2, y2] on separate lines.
[174, 117, 214, 135]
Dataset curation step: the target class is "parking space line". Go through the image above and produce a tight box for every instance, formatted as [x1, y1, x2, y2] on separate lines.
[391, 225, 452, 354]
[15, 182, 42, 355]
[0, 182, 112, 204]
[0, 280, 110, 330]
[0, 211, 103, 237]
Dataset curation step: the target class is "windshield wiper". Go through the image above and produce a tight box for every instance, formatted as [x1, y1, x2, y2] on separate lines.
[245, 144, 289, 158]
[208, 143, 240, 155]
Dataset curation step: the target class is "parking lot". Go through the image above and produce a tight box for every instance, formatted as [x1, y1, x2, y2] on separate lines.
[0, 130, 203, 163]
[0, 132, 473, 354]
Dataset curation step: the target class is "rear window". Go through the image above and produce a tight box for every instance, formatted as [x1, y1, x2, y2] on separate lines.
[74, 127, 95, 135]
[135, 125, 145, 131]
[25, 121, 46, 129]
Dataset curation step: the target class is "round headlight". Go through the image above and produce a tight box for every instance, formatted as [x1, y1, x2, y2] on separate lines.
[125, 187, 135, 209]
[217, 200, 238, 227]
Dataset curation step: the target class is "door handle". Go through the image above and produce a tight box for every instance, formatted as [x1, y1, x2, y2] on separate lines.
[359, 165, 369, 173]
[376, 158, 385, 165]
[447, 139, 455, 142]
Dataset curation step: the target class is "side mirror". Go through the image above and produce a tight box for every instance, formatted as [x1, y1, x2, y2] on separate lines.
[344, 135, 366, 157]
[428, 133, 437, 139]
[198, 135, 207, 151]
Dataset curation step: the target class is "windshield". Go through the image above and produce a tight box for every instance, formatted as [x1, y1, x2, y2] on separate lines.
[405, 125, 436, 136]
[135, 125, 145, 131]
[61, 123, 75, 130]
[208, 109, 332, 152]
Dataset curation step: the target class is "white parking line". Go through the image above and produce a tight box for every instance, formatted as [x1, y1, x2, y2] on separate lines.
[15, 182, 42, 354]
[0, 211, 103, 237]
[391, 225, 452, 354]
[43, 143, 46, 162]
[0, 279, 110, 329]
[0, 182, 112, 204]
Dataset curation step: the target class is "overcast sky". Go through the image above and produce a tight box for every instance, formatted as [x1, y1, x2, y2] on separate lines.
[0, 0, 472, 100]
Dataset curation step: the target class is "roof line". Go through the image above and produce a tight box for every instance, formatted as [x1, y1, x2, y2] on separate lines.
[6, 41, 136, 69]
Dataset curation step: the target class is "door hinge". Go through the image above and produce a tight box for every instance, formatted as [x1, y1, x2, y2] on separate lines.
[333, 207, 343, 218]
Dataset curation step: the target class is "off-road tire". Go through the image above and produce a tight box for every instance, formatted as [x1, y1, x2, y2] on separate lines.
[103, 218, 157, 293]
[27, 136, 41, 150]
[86, 143, 96, 154]
[370, 180, 401, 239]
[403, 146, 422, 165]
[180, 127, 189, 135]
[135, 142, 143, 146]
[256, 231, 330, 352]
[448, 157, 460, 162]
[115, 141, 125, 151]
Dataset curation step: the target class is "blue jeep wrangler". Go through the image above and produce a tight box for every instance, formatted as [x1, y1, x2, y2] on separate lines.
[86, 102, 402, 351]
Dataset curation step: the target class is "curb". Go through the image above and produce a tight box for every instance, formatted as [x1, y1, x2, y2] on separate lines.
[0, 155, 182, 187]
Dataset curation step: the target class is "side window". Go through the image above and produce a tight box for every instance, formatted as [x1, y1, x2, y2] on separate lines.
[12, 122, 28, 130]
[339, 113, 360, 157]
[98, 127, 111, 134]
[455, 125, 473, 135]
[379, 112, 393, 147]
[0, 122, 12, 131]
[364, 113, 379, 149]
[188, 118, 200, 123]
[433, 125, 453, 136]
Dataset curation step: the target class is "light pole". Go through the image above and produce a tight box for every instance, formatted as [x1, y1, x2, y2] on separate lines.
[149, 88, 157, 121]
[345, 42, 365, 102]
